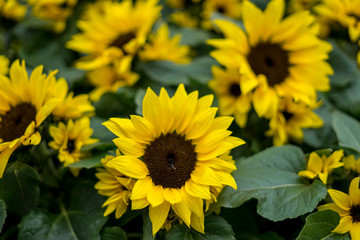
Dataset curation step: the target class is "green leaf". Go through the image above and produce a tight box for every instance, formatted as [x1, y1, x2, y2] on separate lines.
[143, 210, 154, 240]
[204, 215, 235, 240]
[176, 27, 212, 47]
[165, 224, 206, 240]
[332, 110, 360, 153]
[90, 117, 116, 142]
[68, 152, 106, 169]
[216, 146, 327, 221]
[0, 162, 40, 216]
[101, 227, 128, 240]
[0, 199, 6, 233]
[296, 210, 350, 240]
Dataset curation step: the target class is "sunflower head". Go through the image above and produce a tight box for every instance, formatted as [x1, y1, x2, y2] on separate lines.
[0, 0, 27, 21]
[102, 84, 244, 235]
[201, 0, 242, 29]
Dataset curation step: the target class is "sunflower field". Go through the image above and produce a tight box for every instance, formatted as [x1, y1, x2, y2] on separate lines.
[1, 0, 360, 239]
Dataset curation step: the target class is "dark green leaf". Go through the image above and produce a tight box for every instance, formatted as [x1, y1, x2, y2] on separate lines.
[68, 152, 106, 169]
[101, 227, 127, 240]
[143, 210, 154, 240]
[204, 215, 235, 240]
[0, 199, 6, 233]
[332, 110, 360, 152]
[296, 210, 350, 240]
[165, 225, 206, 240]
[0, 162, 40, 216]
[90, 117, 116, 142]
[177, 27, 212, 46]
[216, 146, 327, 221]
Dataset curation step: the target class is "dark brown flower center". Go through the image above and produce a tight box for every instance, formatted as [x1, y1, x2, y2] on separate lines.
[247, 43, 290, 87]
[217, 5, 226, 14]
[283, 111, 294, 121]
[143, 133, 197, 189]
[0, 103, 37, 142]
[351, 205, 360, 222]
[229, 83, 241, 98]
[110, 32, 136, 51]
[67, 139, 76, 153]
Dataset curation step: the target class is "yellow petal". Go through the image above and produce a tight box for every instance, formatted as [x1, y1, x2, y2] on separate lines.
[172, 201, 191, 227]
[147, 185, 165, 207]
[35, 98, 61, 126]
[142, 87, 160, 136]
[180, 187, 203, 217]
[184, 179, 211, 199]
[0, 146, 17, 178]
[131, 198, 150, 210]
[149, 202, 170, 236]
[115, 201, 128, 218]
[332, 215, 353, 234]
[164, 188, 182, 204]
[191, 166, 222, 187]
[328, 189, 351, 210]
[350, 177, 360, 206]
[307, 152, 323, 173]
[131, 177, 153, 200]
[113, 137, 144, 157]
[318, 203, 350, 217]
[350, 222, 360, 240]
[190, 212, 205, 234]
[106, 156, 149, 179]
[318, 172, 328, 184]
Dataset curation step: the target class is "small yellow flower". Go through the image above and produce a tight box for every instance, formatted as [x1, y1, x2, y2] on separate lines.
[0, 0, 27, 21]
[49, 117, 98, 176]
[318, 177, 360, 240]
[298, 150, 344, 184]
[139, 24, 191, 64]
[168, 11, 198, 28]
[95, 153, 135, 219]
[343, 155, 360, 174]
[0, 55, 9, 75]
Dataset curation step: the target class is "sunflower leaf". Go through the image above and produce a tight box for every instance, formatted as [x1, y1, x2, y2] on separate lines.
[68, 152, 106, 169]
[101, 227, 128, 240]
[332, 110, 360, 153]
[216, 145, 328, 221]
[0, 199, 6, 233]
[204, 215, 236, 240]
[165, 224, 206, 240]
[296, 210, 350, 240]
[0, 162, 40, 216]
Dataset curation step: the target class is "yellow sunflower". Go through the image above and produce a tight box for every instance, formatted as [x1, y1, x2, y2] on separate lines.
[87, 56, 139, 102]
[265, 97, 323, 146]
[0, 0, 27, 21]
[168, 11, 198, 28]
[343, 155, 360, 174]
[66, 0, 161, 70]
[0, 60, 60, 178]
[49, 117, 98, 176]
[208, 66, 252, 127]
[201, 0, 242, 29]
[298, 150, 344, 184]
[139, 24, 191, 64]
[45, 75, 95, 119]
[315, 0, 360, 42]
[0, 55, 9, 75]
[207, 0, 333, 118]
[27, 0, 77, 32]
[318, 177, 360, 239]
[95, 152, 136, 219]
[103, 84, 244, 235]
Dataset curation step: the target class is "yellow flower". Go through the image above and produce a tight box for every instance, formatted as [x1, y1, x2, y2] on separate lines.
[208, 66, 252, 127]
[0, 0, 27, 21]
[103, 84, 244, 235]
[298, 150, 344, 184]
[201, 0, 242, 29]
[318, 177, 360, 239]
[87, 56, 139, 102]
[287, 0, 320, 13]
[95, 153, 135, 218]
[49, 117, 98, 176]
[66, 0, 161, 70]
[208, 0, 333, 118]
[0, 60, 60, 178]
[139, 24, 191, 64]
[46, 76, 95, 119]
[265, 97, 323, 146]
[315, 0, 360, 42]
[27, 0, 77, 32]
[0, 55, 9, 75]
[168, 11, 198, 28]
[343, 155, 360, 174]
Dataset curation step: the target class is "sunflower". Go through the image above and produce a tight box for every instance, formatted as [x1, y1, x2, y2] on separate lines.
[201, 0, 242, 29]
[45, 76, 95, 119]
[0, 0, 27, 21]
[0, 55, 9, 75]
[315, 0, 360, 42]
[207, 0, 333, 118]
[208, 66, 252, 127]
[95, 152, 136, 218]
[139, 24, 191, 64]
[27, 0, 77, 32]
[265, 97, 323, 145]
[343, 155, 360, 174]
[0, 60, 60, 178]
[298, 150, 344, 184]
[66, 0, 161, 70]
[49, 117, 98, 176]
[318, 177, 360, 239]
[87, 56, 139, 102]
[103, 84, 244, 235]
[168, 11, 198, 28]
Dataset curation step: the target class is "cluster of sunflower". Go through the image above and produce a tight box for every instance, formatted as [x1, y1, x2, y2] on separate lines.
[0, 0, 360, 239]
